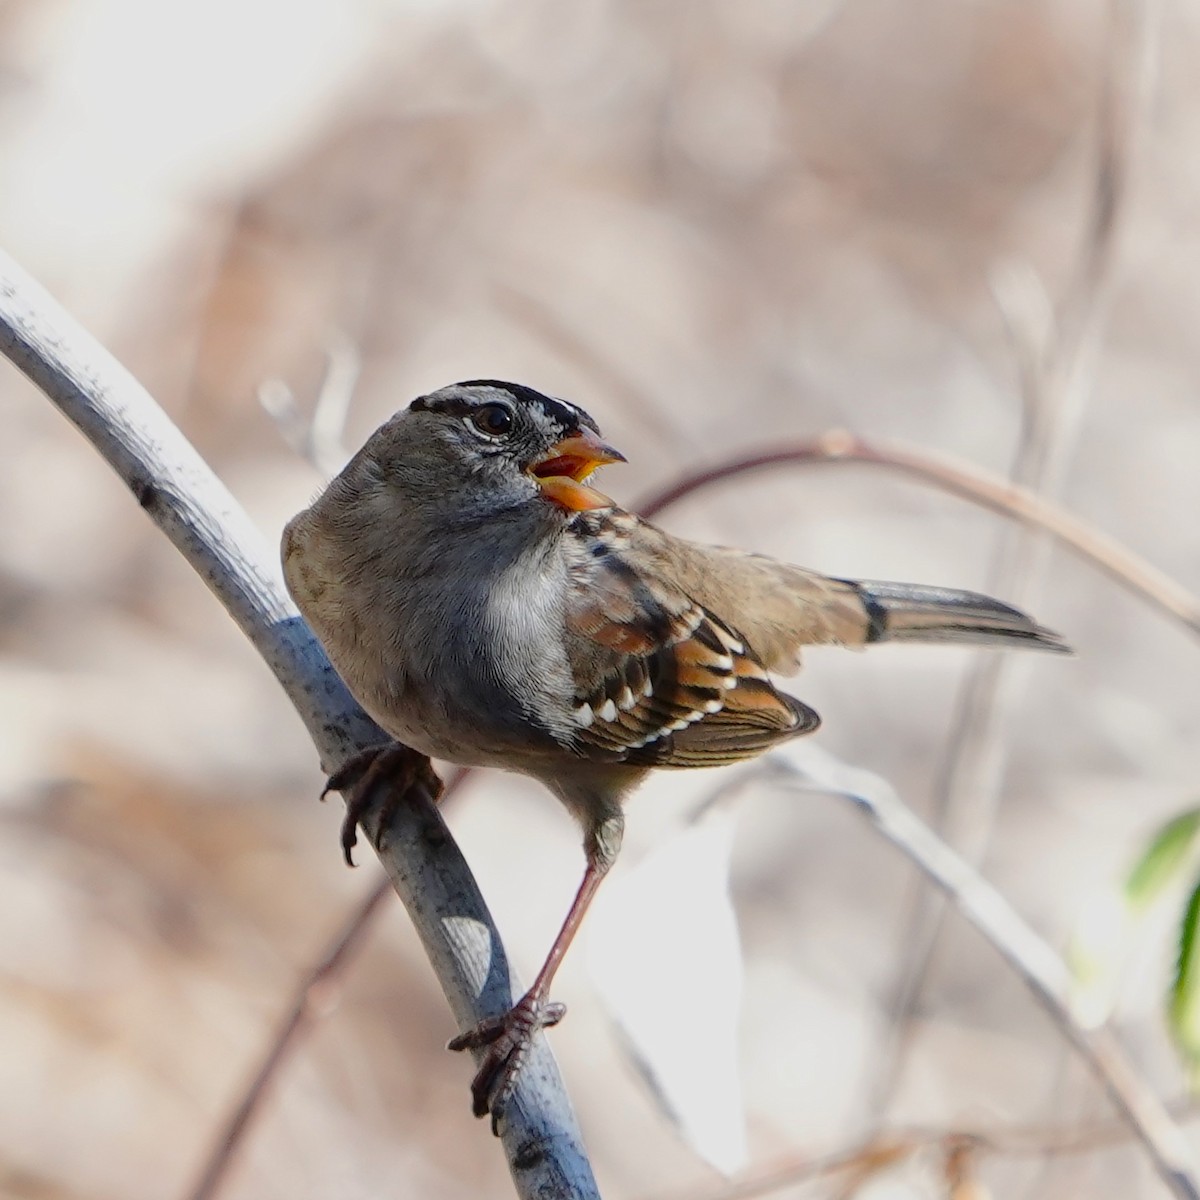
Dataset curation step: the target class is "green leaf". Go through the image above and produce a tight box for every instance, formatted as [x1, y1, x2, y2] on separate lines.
[1170, 874, 1200, 1063]
[1125, 808, 1200, 912]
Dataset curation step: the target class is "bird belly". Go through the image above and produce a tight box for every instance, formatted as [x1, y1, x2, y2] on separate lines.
[328, 599, 571, 771]
[353, 665, 541, 769]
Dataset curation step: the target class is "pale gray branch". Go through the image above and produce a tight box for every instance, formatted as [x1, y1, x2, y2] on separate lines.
[770, 747, 1200, 1200]
[0, 247, 599, 1200]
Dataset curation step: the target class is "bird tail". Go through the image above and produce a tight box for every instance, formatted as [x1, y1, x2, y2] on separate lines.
[841, 579, 1071, 653]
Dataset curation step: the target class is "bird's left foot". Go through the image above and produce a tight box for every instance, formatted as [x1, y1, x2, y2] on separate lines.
[447, 992, 567, 1131]
[323, 742, 443, 865]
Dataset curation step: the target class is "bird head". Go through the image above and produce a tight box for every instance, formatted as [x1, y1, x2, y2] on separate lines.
[400, 380, 626, 514]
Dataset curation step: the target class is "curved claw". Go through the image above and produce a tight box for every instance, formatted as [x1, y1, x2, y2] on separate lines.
[322, 744, 387, 799]
[321, 742, 443, 866]
[448, 995, 567, 1129]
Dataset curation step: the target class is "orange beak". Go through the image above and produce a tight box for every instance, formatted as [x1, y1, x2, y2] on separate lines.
[528, 430, 626, 512]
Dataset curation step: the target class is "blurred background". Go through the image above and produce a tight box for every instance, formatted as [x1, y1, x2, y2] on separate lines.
[2, 0, 1200, 1197]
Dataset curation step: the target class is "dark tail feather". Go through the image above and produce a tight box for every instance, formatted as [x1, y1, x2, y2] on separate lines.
[844, 580, 1071, 653]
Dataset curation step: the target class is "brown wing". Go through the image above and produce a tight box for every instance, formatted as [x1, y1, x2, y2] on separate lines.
[651, 537, 875, 675]
[562, 510, 819, 769]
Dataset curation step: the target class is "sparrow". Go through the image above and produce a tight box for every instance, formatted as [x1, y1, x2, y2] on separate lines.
[281, 379, 1068, 1126]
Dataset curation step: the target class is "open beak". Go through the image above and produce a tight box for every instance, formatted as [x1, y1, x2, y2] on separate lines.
[528, 430, 626, 512]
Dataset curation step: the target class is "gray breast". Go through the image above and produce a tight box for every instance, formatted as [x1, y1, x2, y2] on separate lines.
[363, 523, 579, 765]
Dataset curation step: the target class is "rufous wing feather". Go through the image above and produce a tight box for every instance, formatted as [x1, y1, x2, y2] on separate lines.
[562, 510, 818, 768]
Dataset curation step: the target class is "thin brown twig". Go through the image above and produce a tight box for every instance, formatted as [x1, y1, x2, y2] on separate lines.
[635, 431, 1200, 638]
[642, 1099, 1200, 1200]
[184, 768, 469, 1200]
[185, 876, 393, 1200]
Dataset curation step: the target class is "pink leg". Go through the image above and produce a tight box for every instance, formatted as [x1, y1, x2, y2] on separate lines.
[448, 853, 613, 1128]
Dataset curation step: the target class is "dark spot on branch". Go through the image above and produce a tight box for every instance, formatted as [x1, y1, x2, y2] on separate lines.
[513, 1138, 547, 1170]
[133, 477, 159, 511]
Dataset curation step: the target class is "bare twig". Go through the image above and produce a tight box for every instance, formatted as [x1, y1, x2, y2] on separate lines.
[258, 331, 359, 476]
[636, 432, 1200, 638]
[875, 0, 1159, 1121]
[186, 875, 395, 1200]
[644, 1135, 914, 1200]
[0, 248, 599, 1200]
[768, 747, 1199, 1200]
[185, 772, 469, 1200]
[644, 1101, 1200, 1200]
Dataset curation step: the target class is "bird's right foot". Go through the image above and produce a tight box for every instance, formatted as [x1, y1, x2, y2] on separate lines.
[447, 991, 567, 1133]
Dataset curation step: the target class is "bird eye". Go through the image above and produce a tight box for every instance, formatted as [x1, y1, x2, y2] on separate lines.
[470, 404, 513, 437]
